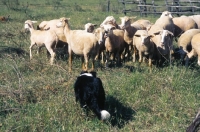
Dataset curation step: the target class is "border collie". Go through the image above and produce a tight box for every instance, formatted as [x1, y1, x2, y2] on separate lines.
[74, 71, 110, 120]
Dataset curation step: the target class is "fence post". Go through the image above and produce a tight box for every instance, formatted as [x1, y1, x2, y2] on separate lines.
[107, 0, 110, 12]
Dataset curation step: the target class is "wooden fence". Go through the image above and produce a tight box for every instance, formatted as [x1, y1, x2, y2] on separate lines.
[118, 0, 200, 16]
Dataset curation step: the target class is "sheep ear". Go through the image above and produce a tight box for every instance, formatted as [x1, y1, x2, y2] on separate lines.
[146, 25, 151, 31]
[31, 21, 37, 23]
[134, 34, 140, 37]
[154, 31, 160, 35]
[93, 24, 97, 27]
[167, 31, 174, 36]
[149, 35, 154, 38]
[130, 16, 137, 20]
[110, 26, 116, 30]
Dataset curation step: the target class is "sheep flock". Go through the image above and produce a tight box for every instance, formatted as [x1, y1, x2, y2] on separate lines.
[25, 11, 200, 71]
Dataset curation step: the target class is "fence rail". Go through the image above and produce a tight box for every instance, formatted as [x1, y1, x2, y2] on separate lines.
[118, 0, 200, 16]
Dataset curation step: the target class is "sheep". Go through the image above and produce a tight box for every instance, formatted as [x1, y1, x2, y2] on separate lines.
[155, 12, 174, 34]
[131, 19, 152, 30]
[189, 15, 200, 29]
[100, 16, 150, 30]
[84, 23, 97, 33]
[100, 16, 121, 29]
[119, 16, 138, 61]
[104, 28, 126, 67]
[148, 24, 174, 66]
[24, 20, 58, 65]
[177, 29, 200, 65]
[56, 17, 106, 71]
[187, 33, 200, 66]
[133, 30, 154, 67]
[37, 19, 68, 55]
[172, 15, 198, 38]
[160, 11, 173, 18]
[119, 16, 140, 45]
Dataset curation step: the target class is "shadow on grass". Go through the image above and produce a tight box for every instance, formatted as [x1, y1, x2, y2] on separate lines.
[0, 46, 28, 57]
[106, 95, 136, 129]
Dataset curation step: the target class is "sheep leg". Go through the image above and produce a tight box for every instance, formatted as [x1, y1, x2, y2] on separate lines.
[198, 55, 200, 66]
[84, 54, 88, 71]
[143, 56, 147, 63]
[91, 56, 95, 71]
[46, 46, 56, 65]
[81, 56, 86, 71]
[111, 53, 116, 66]
[105, 51, 110, 67]
[132, 45, 137, 62]
[116, 52, 121, 66]
[148, 54, 153, 72]
[139, 51, 142, 63]
[101, 51, 105, 64]
[186, 49, 196, 67]
[132, 50, 136, 63]
[29, 43, 36, 60]
[68, 47, 72, 71]
[37, 46, 42, 55]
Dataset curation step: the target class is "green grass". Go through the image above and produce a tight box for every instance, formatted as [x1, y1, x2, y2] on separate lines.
[0, 0, 200, 131]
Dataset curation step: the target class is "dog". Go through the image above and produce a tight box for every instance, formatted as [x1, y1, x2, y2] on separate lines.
[74, 71, 110, 120]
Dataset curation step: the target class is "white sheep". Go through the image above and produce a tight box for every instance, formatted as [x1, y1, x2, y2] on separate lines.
[24, 20, 58, 65]
[177, 29, 200, 65]
[148, 24, 174, 66]
[37, 19, 68, 54]
[155, 12, 174, 34]
[131, 19, 152, 30]
[56, 17, 106, 71]
[189, 15, 200, 29]
[187, 33, 200, 66]
[160, 11, 173, 18]
[119, 16, 138, 61]
[119, 16, 139, 44]
[100, 16, 121, 29]
[133, 30, 154, 67]
[173, 15, 198, 37]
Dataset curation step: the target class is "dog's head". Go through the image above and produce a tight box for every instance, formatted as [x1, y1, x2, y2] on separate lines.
[80, 71, 97, 78]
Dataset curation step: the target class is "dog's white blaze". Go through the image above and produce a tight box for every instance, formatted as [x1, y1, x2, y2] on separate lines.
[80, 73, 93, 77]
[100, 110, 110, 120]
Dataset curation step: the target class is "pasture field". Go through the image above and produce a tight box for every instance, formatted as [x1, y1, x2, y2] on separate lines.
[0, 0, 200, 131]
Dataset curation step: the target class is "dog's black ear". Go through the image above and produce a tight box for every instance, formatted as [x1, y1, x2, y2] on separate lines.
[80, 70, 88, 75]
[90, 71, 97, 78]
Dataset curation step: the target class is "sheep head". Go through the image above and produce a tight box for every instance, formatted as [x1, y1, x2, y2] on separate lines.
[85, 23, 97, 33]
[24, 20, 37, 32]
[94, 27, 106, 45]
[160, 11, 173, 18]
[119, 16, 137, 29]
[56, 17, 70, 28]
[100, 16, 116, 27]
[134, 30, 153, 45]
[152, 30, 173, 47]
[100, 23, 116, 33]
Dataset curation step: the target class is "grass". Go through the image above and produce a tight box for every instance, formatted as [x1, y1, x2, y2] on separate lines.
[0, 0, 200, 131]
